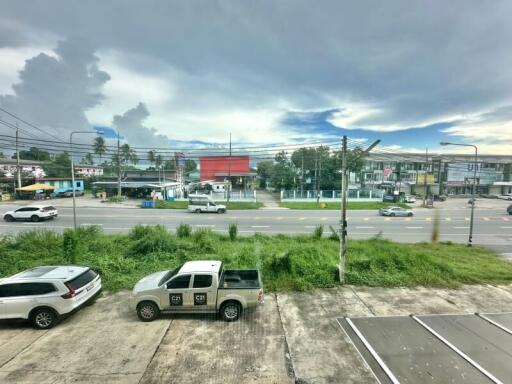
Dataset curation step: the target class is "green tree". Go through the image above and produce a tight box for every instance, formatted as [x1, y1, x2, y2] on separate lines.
[120, 144, 138, 166]
[147, 150, 156, 169]
[155, 154, 163, 169]
[271, 151, 296, 190]
[44, 152, 71, 178]
[82, 153, 94, 165]
[256, 160, 274, 188]
[15, 147, 51, 162]
[184, 159, 196, 175]
[93, 136, 107, 164]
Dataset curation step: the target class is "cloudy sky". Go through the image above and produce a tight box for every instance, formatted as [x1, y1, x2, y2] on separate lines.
[0, 0, 511, 154]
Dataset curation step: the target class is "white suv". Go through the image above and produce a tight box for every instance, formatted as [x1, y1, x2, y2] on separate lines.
[0, 266, 102, 329]
[3, 205, 58, 222]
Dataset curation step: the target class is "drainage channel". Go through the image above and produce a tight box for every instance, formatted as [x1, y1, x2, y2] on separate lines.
[338, 313, 512, 384]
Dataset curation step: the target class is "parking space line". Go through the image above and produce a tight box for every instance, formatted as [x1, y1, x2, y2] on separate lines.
[476, 313, 512, 336]
[411, 316, 503, 384]
[345, 318, 400, 384]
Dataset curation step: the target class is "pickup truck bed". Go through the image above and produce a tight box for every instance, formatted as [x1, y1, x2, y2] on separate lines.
[219, 269, 261, 289]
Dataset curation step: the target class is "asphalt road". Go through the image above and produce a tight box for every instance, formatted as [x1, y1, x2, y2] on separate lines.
[1, 205, 511, 253]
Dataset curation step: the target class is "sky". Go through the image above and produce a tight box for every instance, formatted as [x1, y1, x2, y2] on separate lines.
[0, 0, 511, 155]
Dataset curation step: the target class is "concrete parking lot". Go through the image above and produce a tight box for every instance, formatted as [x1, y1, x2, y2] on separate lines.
[2, 284, 512, 383]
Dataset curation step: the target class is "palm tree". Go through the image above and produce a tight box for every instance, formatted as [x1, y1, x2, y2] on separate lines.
[148, 150, 156, 169]
[93, 136, 107, 164]
[83, 153, 94, 165]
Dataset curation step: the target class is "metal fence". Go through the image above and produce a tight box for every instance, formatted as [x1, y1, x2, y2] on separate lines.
[280, 189, 384, 201]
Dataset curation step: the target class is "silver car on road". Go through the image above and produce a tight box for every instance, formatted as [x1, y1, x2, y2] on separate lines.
[379, 206, 413, 217]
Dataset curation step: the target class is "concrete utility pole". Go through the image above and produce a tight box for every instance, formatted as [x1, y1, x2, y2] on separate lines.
[227, 133, 232, 202]
[117, 129, 121, 196]
[339, 137, 380, 284]
[15, 122, 22, 193]
[422, 147, 429, 207]
[339, 136, 348, 283]
[440, 142, 478, 246]
[437, 158, 443, 196]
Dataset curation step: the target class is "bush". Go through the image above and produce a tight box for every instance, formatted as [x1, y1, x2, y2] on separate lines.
[328, 225, 339, 241]
[176, 223, 192, 238]
[229, 223, 238, 241]
[62, 229, 79, 264]
[313, 224, 323, 239]
[128, 225, 177, 256]
[108, 195, 126, 203]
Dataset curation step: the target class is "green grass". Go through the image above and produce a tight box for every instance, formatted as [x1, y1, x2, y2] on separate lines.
[280, 201, 411, 210]
[1, 226, 511, 292]
[154, 200, 262, 209]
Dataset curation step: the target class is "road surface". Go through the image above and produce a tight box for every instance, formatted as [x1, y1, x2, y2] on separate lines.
[1, 205, 510, 253]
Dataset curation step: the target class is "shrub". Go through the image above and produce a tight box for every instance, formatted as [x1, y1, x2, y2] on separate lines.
[176, 223, 192, 238]
[128, 225, 177, 256]
[229, 223, 238, 241]
[313, 224, 323, 239]
[62, 229, 79, 264]
[328, 225, 339, 241]
[108, 195, 126, 203]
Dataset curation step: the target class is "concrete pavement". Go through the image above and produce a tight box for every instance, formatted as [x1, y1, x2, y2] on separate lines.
[2, 285, 512, 383]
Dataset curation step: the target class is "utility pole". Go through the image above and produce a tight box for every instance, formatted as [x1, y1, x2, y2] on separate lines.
[437, 158, 443, 196]
[339, 137, 380, 284]
[422, 147, 428, 207]
[15, 122, 22, 193]
[339, 136, 348, 283]
[301, 151, 304, 197]
[117, 129, 121, 196]
[227, 133, 232, 202]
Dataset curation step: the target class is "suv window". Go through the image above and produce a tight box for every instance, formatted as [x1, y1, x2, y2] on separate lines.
[0, 283, 56, 297]
[66, 269, 98, 290]
[193, 274, 212, 288]
[167, 274, 191, 289]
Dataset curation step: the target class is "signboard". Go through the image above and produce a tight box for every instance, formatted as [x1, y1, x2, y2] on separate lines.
[175, 152, 186, 168]
[446, 163, 497, 185]
[383, 167, 392, 178]
[416, 174, 435, 184]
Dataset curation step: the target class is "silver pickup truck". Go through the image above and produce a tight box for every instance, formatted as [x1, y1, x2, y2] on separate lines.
[132, 260, 263, 322]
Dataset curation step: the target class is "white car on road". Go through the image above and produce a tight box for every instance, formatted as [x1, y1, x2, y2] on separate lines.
[379, 206, 414, 217]
[187, 195, 226, 213]
[3, 205, 58, 222]
[0, 266, 102, 329]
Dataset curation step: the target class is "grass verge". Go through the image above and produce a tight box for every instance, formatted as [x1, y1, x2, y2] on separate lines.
[1, 226, 511, 292]
[280, 201, 411, 210]
[154, 200, 262, 209]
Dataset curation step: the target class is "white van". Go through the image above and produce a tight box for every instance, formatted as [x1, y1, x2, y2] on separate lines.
[187, 195, 226, 213]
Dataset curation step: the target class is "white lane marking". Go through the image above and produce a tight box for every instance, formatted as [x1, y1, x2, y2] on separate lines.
[465, 217, 470, 221]
[483, 217, 490, 221]
[321, 217, 328, 221]
[426, 217, 431, 221]
[500, 226, 512, 229]
[385, 218, 391, 221]
[251, 225, 270, 228]
[405, 218, 411, 221]
[22, 222, 43, 225]
[502, 217, 509, 221]
[406, 226, 423, 229]
[81, 223, 103, 226]
[454, 226, 470, 229]
[445, 218, 451, 221]
[275, 217, 284, 220]
[363, 218, 369, 221]
[195, 224, 215, 227]
[304, 225, 316, 228]
[299, 217, 305, 221]
[355, 226, 374, 229]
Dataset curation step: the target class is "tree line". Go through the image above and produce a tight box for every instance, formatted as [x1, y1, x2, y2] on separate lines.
[256, 146, 366, 191]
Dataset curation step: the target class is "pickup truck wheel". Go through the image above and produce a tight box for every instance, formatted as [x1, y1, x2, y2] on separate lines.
[195, 209, 201, 213]
[220, 301, 241, 322]
[31, 308, 58, 330]
[137, 301, 160, 322]
[217, 208, 225, 214]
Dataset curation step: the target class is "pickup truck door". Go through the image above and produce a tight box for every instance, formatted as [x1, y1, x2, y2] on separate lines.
[164, 274, 192, 309]
[190, 273, 217, 311]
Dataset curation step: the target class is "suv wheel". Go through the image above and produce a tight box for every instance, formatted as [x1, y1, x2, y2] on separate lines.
[217, 208, 225, 214]
[220, 301, 241, 322]
[137, 301, 160, 322]
[390, 213, 395, 217]
[31, 215, 40, 222]
[4, 215, 13, 222]
[195, 209, 201, 213]
[31, 308, 58, 330]
[407, 212, 413, 217]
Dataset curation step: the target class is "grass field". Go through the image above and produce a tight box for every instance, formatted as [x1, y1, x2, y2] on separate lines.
[1, 226, 511, 292]
[280, 201, 411, 210]
[154, 200, 262, 209]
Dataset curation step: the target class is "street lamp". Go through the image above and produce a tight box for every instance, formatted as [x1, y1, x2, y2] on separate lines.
[440, 141, 478, 246]
[70, 130, 104, 230]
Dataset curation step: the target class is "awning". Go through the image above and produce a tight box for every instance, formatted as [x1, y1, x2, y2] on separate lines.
[16, 183, 55, 191]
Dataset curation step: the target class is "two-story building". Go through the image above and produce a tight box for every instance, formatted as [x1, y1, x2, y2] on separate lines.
[0, 159, 46, 178]
[74, 164, 103, 177]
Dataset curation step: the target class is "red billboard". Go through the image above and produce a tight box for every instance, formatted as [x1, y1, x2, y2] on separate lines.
[199, 156, 250, 181]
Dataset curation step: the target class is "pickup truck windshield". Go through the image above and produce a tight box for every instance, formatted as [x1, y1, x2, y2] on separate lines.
[158, 264, 183, 286]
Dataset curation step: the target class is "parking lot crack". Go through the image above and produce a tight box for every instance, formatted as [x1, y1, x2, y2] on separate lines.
[137, 319, 173, 384]
[275, 294, 298, 382]
[349, 287, 377, 316]
[0, 330, 50, 369]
